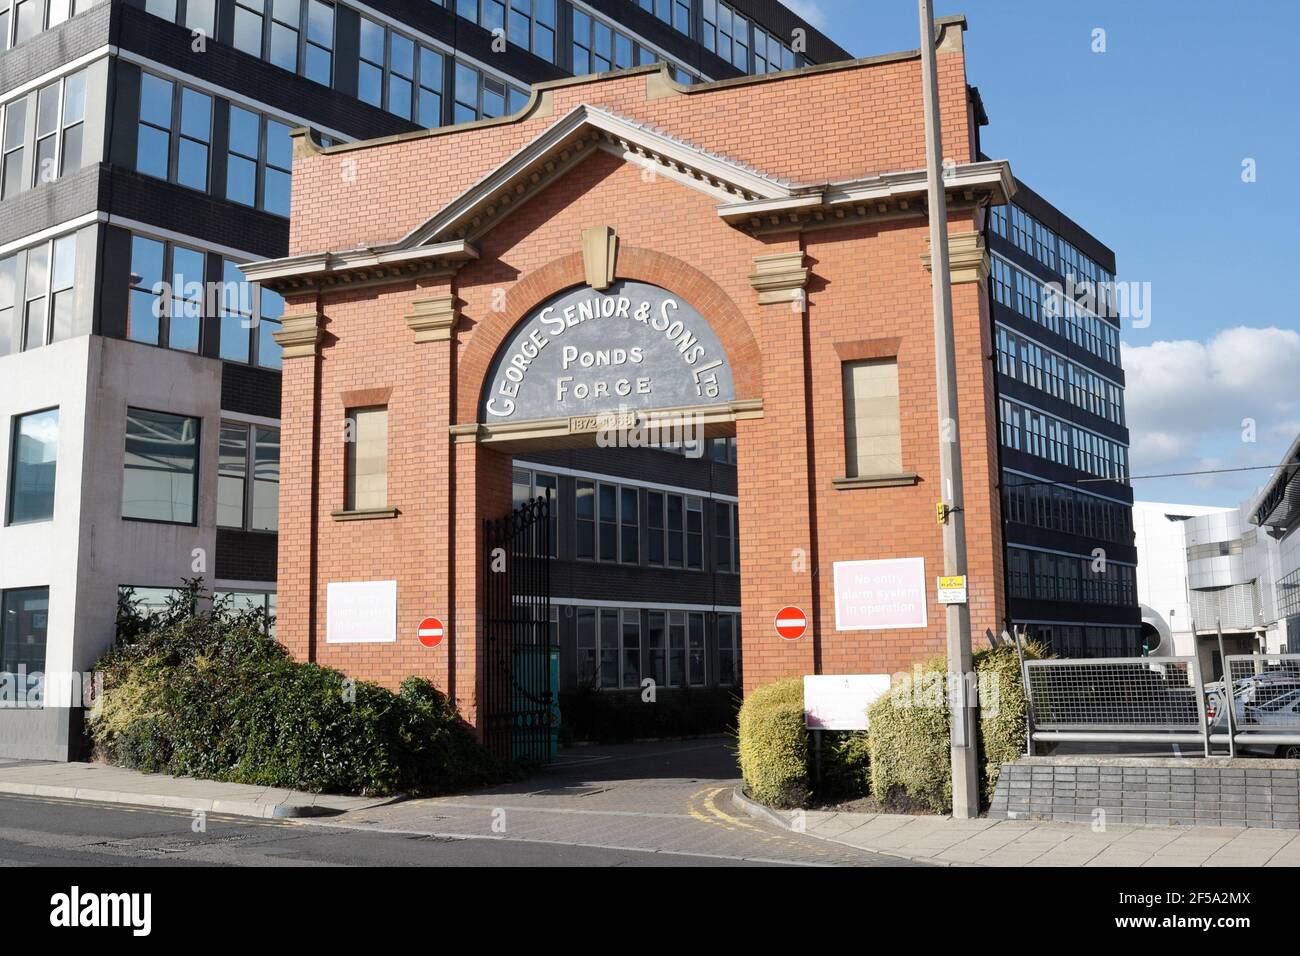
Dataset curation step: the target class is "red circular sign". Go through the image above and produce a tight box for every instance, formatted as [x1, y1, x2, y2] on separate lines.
[418, 617, 445, 648]
[774, 606, 807, 641]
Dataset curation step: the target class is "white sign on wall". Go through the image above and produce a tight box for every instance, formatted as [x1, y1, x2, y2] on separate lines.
[803, 674, 892, 730]
[833, 557, 928, 631]
[326, 581, 397, 644]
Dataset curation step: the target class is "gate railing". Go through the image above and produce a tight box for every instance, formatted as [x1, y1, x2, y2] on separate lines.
[1022, 656, 1210, 756]
[482, 492, 554, 764]
[1016, 641, 1300, 758]
[1209, 653, 1300, 758]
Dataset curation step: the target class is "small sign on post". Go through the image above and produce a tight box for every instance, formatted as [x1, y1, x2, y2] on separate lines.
[803, 675, 891, 730]
[937, 575, 968, 605]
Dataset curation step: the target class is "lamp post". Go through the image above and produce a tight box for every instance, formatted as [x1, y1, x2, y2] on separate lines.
[918, 0, 980, 819]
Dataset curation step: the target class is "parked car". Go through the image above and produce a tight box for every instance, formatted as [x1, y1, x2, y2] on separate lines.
[1206, 674, 1300, 727]
[1238, 689, 1300, 758]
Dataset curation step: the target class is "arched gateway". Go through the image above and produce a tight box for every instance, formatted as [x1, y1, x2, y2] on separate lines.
[245, 29, 1013, 752]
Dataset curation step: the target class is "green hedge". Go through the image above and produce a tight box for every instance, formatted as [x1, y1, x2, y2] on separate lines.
[90, 587, 505, 796]
[867, 642, 1042, 813]
[866, 655, 953, 813]
[736, 677, 809, 808]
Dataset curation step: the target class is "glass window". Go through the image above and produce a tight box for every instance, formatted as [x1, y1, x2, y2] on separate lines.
[597, 482, 616, 561]
[358, 18, 384, 107]
[1, 94, 25, 199]
[176, 87, 211, 191]
[304, 0, 334, 85]
[0, 254, 16, 356]
[269, 0, 299, 72]
[1, 586, 48, 697]
[599, 608, 618, 689]
[185, 0, 216, 37]
[621, 609, 640, 689]
[252, 425, 279, 530]
[22, 243, 47, 351]
[258, 286, 284, 369]
[388, 32, 414, 120]
[214, 590, 276, 635]
[647, 490, 664, 566]
[718, 613, 739, 686]
[264, 119, 292, 216]
[34, 81, 58, 187]
[345, 406, 387, 510]
[620, 486, 638, 563]
[577, 607, 596, 686]
[668, 610, 685, 686]
[226, 106, 259, 207]
[128, 235, 164, 346]
[137, 74, 173, 181]
[168, 244, 204, 352]
[48, 234, 75, 343]
[122, 408, 200, 524]
[417, 45, 444, 128]
[13, 0, 41, 44]
[219, 258, 253, 362]
[647, 611, 665, 686]
[453, 62, 477, 122]
[60, 70, 86, 176]
[575, 478, 595, 560]
[687, 612, 705, 685]
[8, 408, 58, 524]
[233, 0, 264, 57]
[217, 422, 248, 528]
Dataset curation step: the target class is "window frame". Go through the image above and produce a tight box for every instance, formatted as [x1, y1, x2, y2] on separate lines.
[121, 406, 202, 526]
[217, 418, 280, 532]
[6, 406, 59, 526]
[128, 234, 206, 353]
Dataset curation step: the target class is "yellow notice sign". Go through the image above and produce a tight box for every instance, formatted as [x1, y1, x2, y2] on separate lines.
[937, 575, 968, 605]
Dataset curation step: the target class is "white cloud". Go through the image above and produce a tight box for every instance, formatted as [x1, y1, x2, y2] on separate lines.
[781, 0, 827, 30]
[1122, 326, 1300, 493]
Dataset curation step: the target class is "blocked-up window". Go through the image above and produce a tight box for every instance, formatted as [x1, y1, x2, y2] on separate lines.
[345, 406, 387, 510]
[842, 359, 902, 478]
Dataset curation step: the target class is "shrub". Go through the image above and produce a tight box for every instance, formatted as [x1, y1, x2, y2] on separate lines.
[867, 642, 1044, 813]
[867, 654, 953, 813]
[816, 730, 872, 803]
[89, 584, 504, 796]
[974, 640, 1043, 801]
[736, 677, 809, 808]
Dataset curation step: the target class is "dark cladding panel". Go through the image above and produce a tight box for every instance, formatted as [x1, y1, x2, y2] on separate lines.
[221, 362, 282, 418]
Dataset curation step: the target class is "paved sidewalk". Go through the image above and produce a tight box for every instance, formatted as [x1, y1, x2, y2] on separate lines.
[734, 793, 1300, 867]
[0, 760, 393, 819]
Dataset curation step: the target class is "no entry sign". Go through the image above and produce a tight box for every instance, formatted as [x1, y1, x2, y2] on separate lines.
[417, 617, 445, 648]
[774, 605, 807, 641]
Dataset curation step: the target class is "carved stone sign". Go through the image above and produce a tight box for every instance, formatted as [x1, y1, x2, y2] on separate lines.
[481, 281, 734, 424]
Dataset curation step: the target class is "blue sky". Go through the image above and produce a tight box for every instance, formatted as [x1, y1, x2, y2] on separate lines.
[785, 0, 1300, 507]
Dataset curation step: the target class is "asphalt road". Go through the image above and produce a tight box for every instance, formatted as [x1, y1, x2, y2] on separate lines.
[0, 793, 764, 866]
[0, 740, 913, 867]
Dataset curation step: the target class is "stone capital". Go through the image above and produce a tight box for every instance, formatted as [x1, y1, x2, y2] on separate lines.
[272, 313, 323, 359]
[748, 251, 809, 305]
[921, 231, 989, 284]
[405, 294, 459, 342]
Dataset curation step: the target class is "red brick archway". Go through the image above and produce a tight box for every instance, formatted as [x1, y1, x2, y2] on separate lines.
[455, 244, 764, 425]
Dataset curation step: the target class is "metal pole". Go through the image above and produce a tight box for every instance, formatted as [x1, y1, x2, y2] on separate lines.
[1217, 618, 1236, 758]
[918, 0, 979, 819]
